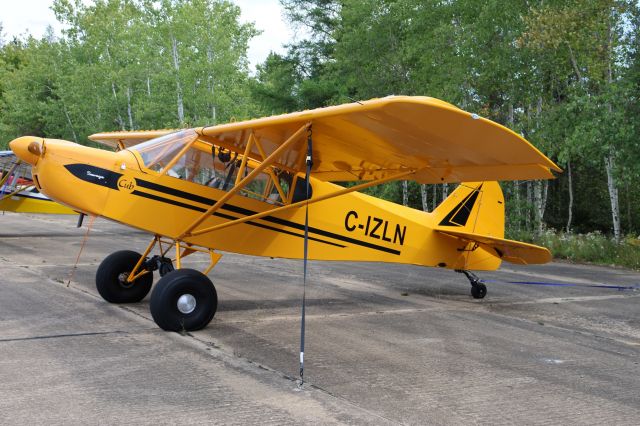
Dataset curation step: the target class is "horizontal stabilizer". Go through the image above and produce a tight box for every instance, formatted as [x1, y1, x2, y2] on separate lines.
[436, 229, 551, 265]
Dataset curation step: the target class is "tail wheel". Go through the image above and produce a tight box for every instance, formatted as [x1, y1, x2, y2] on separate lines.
[96, 250, 153, 303]
[471, 283, 487, 299]
[149, 268, 217, 331]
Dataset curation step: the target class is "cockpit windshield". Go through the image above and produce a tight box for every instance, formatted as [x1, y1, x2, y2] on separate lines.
[130, 129, 198, 172]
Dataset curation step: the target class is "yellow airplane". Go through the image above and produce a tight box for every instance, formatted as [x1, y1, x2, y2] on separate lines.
[0, 151, 75, 214]
[9, 96, 561, 331]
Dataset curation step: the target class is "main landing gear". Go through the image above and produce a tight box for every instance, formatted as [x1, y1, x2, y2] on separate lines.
[150, 269, 217, 331]
[96, 250, 153, 303]
[457, 270, 487, 299]
[95, 238, 222, 331]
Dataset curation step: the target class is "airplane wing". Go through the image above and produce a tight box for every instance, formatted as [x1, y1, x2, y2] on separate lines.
[89, 130, 177, 149]
[0, 151, 75, 214]
[193, 96, 561, 184]
[436, 229, 552, 265]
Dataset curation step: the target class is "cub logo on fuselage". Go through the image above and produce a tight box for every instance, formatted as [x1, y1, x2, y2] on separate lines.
[344, 210, 407, 246]
[117, 176, 136, 193]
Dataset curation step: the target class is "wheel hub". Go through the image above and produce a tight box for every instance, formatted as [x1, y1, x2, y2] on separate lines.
[118, 272, 134, 288]
[177, 294, 197, 314]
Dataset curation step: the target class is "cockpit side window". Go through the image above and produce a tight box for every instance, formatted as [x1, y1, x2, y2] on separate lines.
[169, 141, 219, 185]
[130, 130, 311, 205]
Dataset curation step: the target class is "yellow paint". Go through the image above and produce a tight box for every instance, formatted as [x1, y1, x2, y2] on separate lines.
[0, 191, 76, 214]
[9, 96, 555, 272]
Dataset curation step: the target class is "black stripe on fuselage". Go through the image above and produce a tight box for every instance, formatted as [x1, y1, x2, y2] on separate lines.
[65, 164, 400, 255]
[136, 176, 401, 255]
[65, 164, 121, 189]
[131, 190, 345, 248]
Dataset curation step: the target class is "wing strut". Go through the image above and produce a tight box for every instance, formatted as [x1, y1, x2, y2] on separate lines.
[187, 168, 415, 237]
[0, 159, 22, 194]
[178, 122, 311, 239]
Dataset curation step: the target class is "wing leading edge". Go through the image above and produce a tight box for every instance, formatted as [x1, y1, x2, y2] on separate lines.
[89, 130, 176, 149]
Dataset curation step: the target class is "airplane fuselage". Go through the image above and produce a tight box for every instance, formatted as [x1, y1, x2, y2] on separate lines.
[12, 137, 502, 271]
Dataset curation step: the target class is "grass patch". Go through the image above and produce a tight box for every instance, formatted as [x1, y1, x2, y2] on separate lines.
[507, 229, 640, 270]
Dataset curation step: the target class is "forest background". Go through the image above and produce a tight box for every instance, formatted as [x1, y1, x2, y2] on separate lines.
[1, 0, 640, 267]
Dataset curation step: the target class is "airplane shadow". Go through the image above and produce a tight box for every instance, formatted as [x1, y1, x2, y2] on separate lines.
[220, 297, 370, 312]
[218, 286, 469, 312]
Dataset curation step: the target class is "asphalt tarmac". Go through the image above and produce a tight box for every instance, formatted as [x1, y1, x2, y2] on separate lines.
[1, 212, 639, 425]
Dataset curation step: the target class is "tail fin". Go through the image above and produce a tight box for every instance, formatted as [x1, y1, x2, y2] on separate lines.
[433, 181, 504, 237]
[433, 182, 551, 266]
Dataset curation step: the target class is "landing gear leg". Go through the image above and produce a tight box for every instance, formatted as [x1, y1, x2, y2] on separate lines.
[456, 270, 487, 299]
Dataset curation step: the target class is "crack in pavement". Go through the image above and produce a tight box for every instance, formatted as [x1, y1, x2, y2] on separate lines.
[0, 330, 128, 343]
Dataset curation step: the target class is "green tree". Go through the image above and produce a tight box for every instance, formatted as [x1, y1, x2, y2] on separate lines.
[0, 0, 260, 148]
[523, 0, 638, 242]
